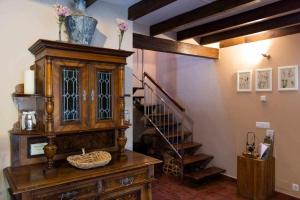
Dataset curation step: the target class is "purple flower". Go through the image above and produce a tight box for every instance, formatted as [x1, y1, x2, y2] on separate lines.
[54, 4, 71, 18]
[118, 22, 129, 32]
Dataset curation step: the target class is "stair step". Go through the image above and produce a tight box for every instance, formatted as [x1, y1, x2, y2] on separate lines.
[133, 87, 144, 94]
[174, 142, 202, 150]
[148, 113, 172, 118]
[133, 96, 144, 99]
[165, 131, 192, 139]
[156, 122, 181, 127]
[183, 154, 213, 165]
[184, 167, 226, 181]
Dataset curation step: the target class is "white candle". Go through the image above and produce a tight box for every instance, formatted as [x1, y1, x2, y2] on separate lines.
[24, 70, 35, 94]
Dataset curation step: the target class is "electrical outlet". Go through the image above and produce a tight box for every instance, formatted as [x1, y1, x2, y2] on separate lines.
[256, 122, 270, 129]
[292, 184, 299, 191]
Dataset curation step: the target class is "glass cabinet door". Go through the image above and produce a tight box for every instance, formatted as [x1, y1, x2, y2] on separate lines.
[96, 71, 113, 121]
[90, 64, 118, 129]
[53, 60, 88, 132]
[62, 68, 81, 122]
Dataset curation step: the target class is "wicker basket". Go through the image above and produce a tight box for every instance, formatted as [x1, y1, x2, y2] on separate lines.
[67, 151, 112, 169]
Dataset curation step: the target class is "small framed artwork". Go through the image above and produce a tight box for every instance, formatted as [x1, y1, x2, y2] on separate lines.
[237, 70, 252, 92]
[278, 65, 298, 91]
[256, 68, 272, 92]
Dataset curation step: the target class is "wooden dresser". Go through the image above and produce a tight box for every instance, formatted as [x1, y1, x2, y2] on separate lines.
[4, 40, 161, 200]
[4, 151, 160, 200]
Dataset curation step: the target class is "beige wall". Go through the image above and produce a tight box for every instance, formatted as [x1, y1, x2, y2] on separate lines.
[138, 34, 300, 198]
[0, 1, 133, 199]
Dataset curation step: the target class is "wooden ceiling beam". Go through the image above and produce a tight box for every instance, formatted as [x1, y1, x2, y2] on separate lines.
[150, 0, 255, 36]
[177, 0, 300, 41]
[128, 0, 177, 21]
[199, 12, 300, 45]
[86, 0, 97, 7]
[133, 33, 219, 59]
[220, 24, 300, 48]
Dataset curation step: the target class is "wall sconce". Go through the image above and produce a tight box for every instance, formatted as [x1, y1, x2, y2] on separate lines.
[261, 53, 271, 59]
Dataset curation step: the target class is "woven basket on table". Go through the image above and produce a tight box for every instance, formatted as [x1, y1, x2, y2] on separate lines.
[67, 151, 112, 169]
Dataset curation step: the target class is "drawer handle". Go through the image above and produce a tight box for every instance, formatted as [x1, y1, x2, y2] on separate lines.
[120, 177, 134, 186]
[60, 190, 79, 200]
[82, 90, 87, 101]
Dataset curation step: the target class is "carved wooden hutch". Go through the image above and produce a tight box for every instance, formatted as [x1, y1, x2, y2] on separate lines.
[4, 40, 161, 200]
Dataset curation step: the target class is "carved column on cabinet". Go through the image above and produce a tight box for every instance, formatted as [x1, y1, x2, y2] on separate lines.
[43, 57, 57, 169]
[117, 65, 127, 154]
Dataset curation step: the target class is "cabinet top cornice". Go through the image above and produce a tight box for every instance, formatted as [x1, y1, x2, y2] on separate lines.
[29, 39, 134, 59]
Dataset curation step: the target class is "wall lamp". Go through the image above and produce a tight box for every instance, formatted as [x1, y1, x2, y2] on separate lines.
[261, 53, 271, 59]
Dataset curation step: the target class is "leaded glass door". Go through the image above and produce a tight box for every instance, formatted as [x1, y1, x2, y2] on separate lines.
[90, 64, 118, 129]
[52, 60, 89, 132]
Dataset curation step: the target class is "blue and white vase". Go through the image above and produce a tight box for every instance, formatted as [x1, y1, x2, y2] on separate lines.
[65, 0, 98, 45]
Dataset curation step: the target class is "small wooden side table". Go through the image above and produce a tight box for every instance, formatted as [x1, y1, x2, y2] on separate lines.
[237, 155, 275, 200]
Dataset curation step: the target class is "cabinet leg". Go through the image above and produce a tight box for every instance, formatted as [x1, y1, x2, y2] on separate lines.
[43, 136, 57, 169]
[117, 129, 127, 155]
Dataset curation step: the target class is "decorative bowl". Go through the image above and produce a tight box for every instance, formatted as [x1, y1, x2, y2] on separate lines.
[67, 151, 111, 169]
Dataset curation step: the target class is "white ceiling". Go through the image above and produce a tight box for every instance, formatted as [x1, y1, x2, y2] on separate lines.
[99, 0, 281, 35]
[99, 0, 139, 7]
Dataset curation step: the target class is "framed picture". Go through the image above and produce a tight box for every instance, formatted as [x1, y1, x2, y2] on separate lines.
[278, 65, 298, 91]
[237, 70, 252, 92]
[256, 68, 272, 91]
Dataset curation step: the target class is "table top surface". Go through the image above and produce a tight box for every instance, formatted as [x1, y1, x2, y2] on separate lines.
[4, 151, 161, 194]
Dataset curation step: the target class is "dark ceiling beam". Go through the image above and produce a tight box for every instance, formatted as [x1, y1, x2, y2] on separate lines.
[150, 0, 255, 36]
[128, 0, 177, 21]
[86, 0, 97, 7]
[220, 24, 300, 48]
[133, 33, 219, 59]
[177, 0, 300, 41]
[199, 12, 300, 45]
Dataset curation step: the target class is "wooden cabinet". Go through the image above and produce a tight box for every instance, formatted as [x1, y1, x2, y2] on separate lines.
[5, 40, 162, 200]
[51, 60, 119, 132]
[237, 155, 275, 200]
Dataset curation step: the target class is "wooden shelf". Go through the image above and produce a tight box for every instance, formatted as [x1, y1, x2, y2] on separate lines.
[12, 93, 43, 98]
[9, 129, 44, 136]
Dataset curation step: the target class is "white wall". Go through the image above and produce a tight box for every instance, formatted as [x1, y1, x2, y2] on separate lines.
[0, 1, 133, 199]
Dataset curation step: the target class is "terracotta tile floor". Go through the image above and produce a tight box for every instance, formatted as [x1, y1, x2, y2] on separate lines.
[152, 175, 296, 200]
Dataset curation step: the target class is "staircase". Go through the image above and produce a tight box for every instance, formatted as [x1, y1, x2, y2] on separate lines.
[133, 72, 225, 183]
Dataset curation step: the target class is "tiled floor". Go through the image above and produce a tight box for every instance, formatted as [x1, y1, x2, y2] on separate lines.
[152, 175, 296, 200]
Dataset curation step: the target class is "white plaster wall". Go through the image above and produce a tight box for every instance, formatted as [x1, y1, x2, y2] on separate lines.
[0, 1, 133, 199]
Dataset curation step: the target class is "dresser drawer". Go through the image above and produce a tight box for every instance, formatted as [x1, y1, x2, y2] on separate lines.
[33, 179, 101, 200]
[102, 168, 148, 193]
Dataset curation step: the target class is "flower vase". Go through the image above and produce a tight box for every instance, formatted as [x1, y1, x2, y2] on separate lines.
[119, 32, 124, 50]
[65, 0, 98, 45]
[58, 22, 63, 41]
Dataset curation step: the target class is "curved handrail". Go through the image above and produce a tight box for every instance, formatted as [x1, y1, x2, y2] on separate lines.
[143, 72, 185, 112]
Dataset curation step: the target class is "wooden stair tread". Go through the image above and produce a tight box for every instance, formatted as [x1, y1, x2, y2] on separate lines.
[184, 167, 225, 181]
[133, 96, 144, 99]
[142, 131, 192, 139]
[156, 122, 181, 127]
[133, 87, 143, 90]
[148, 113, 172, 117]
[183, 154, 213, 165]
[175, 142, 202, 150]
[165, 131, 192, 138]
[133, 87, 144, 94]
